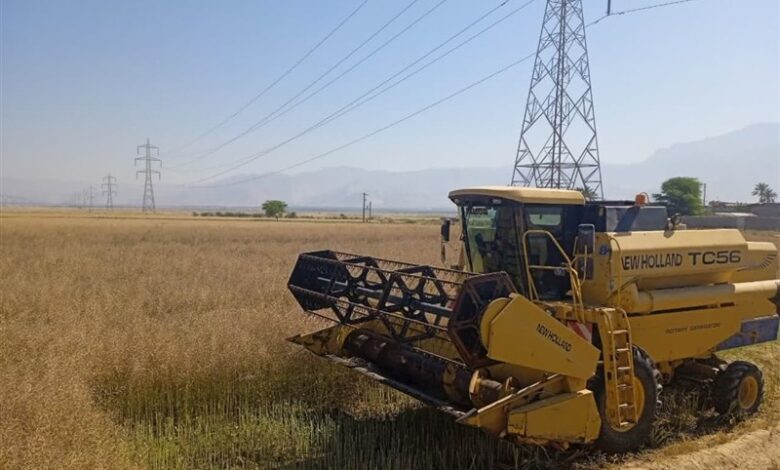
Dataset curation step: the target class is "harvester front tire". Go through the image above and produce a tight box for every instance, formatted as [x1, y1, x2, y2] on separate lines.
[594, 348, 660, 454]
[713, 361, 764, 416]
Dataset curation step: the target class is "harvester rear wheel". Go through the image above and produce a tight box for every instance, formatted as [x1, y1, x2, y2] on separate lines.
[712, 361, 764, 416]
[594, 348, 660, 453]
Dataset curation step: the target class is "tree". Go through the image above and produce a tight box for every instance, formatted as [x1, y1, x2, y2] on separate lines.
[652, 177, 703, 216]
[576, 185, 598, 201]
[261, 200, 287, 220]
[752, 182, 777, 204]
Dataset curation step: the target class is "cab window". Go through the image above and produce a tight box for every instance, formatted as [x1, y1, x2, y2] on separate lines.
[526, 205, 564, 230]
[461, 202, 523, 284]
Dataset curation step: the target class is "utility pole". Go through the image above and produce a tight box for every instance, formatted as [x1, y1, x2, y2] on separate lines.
[511, 0, 604, 199]
[701, 182, 707, 207]
[362, 192, 368, 223]
[135, 138, 161, 213]
[102, 173, 117, 210]
[368, 201, 372, 221]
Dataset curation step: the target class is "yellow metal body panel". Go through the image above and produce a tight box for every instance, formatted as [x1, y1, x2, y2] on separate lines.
[288, 324, 350, 356]
[458, 374, 568, 436]
[732, 241, 779, 283]
[507, 390, 601, 444]
[481, 294, 599, 380]
[582, 229, 764, 310]
[629, 306, 743, 362]
[625, 280, 779, 314]
[448, 186, 585, 205]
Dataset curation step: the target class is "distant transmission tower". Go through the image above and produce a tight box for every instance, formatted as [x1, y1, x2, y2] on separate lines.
[85, 185, 96, 212]
[135, 138, 161, 213]
[102, 173, 117, 210]
[511, 0, 604, 198]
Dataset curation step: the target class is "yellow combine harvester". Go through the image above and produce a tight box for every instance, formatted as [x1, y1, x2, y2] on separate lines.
[287, 187, 779, 452]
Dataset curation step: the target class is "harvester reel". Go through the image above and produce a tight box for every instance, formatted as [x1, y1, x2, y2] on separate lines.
[288, 250, 474, 344]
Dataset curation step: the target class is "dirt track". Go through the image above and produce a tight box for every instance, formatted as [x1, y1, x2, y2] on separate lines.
[621, 427, 780, 470]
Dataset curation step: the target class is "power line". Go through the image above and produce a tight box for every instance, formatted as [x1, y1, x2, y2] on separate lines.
[610, 0, 702, 16]
[165, 0, 371, 157]
[186, 0, 535, 182]
[190, 0, 709, 189]
[170, 0, 447, 168]
[593, 0, 707, 25]
[195, 51, 537, 189]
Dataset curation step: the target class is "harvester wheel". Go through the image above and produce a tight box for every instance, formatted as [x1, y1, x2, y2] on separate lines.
[594, 348, 661, 453]
[712, 361, 764, 416]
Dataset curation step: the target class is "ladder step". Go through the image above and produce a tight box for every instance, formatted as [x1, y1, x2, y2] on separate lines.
[617, 384, 633, 390]
[619, 421, 634, 427]
[612, 329, 628, 335]
[616, 347, 630, 353]
[618, 403, 633, 409]
[617, 366, 632, 372]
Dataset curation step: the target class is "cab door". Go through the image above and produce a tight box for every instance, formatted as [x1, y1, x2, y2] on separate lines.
[521, 204, 572, 300]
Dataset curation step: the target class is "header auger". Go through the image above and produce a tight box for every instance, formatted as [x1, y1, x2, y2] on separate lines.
[288, 187, 779, 452]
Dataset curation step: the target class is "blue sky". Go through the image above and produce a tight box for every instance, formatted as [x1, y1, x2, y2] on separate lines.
[2, 0, 778, 187]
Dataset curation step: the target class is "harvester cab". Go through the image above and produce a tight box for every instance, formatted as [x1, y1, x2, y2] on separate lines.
[448, 187, 669, 299]
[287, 186, 779, 453]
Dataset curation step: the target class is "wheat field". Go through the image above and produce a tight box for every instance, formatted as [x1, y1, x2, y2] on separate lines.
[1, 211, 778, 469]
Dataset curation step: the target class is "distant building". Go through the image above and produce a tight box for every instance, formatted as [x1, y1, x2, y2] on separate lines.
[747, 203, 780, 218]
[687, 202, 780, 230]
[707, 200, 747, 213]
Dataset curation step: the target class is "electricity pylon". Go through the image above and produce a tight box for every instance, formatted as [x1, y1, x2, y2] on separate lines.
[102, 173, 117, 210]
[84, 185, 96, 212]
[511, 0, 604, 199]
[135, 138, 161, 213]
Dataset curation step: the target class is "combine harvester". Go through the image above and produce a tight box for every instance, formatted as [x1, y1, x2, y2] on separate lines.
[288, 187, 779, 451]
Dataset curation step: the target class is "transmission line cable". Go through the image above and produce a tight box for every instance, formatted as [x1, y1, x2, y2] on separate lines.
[171, 0, 440, 168]
[164, 0, 370, 158]
[194, 51, 536, 188]
[612, 0, 702, 15]
[591, 0, 706, 24]
[189, 0, 708, 188]
[186, 0, 535, 181]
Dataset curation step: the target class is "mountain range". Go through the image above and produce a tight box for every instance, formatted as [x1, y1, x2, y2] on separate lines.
[2, 123, 777, 211]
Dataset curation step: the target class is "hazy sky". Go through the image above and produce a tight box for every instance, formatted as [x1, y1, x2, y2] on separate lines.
[2, 0, 778, 187]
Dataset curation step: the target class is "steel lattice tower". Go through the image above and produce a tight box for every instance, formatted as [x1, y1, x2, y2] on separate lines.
[135, 138, 161, 213]
[511, 0, 603, 198]
[84, 185, 96, 212]
[102, 173, 117, 210]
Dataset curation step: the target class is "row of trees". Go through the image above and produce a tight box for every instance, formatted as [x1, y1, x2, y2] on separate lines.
[578, 179, 776, 216]
[260, 182, 777, 219]
[652, 179, 776, 216]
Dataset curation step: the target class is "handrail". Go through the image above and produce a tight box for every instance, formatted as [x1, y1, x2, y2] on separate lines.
[605, 234, 627, 308]
[521, 229, 584, 316]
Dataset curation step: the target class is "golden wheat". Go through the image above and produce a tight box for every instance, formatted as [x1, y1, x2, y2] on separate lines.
[0, 212, 777, 469]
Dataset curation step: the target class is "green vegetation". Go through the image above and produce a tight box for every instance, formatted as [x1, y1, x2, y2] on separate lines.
[262, 200, 288, 220]
[653, 177, 703, 215]
[576, 186, 599, 201]
[752, 182, 777, 203]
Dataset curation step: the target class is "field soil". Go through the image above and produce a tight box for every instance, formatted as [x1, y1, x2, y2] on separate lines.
[1, 211, 778, 469]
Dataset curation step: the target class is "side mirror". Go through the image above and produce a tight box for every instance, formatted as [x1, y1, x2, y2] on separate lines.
[576, 224, 596, 254]
[575, 224, 596, 281]
[440, 218, 451, 242]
